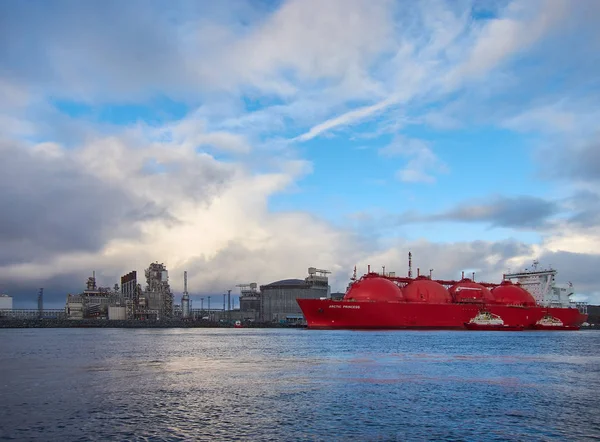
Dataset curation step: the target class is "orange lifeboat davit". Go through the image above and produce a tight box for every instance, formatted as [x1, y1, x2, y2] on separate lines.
[343, 275, 403, 302]
[403, 276, 452, 303]
[491, 280, 536, 306]
[449, 278, 494, 304]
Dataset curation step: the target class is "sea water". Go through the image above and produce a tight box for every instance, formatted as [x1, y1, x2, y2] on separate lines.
[1, 328, 599, 441]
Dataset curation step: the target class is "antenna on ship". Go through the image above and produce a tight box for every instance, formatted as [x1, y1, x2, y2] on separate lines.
[408, 251, 413, 278]
[351, 266, 357, 281]
[382, 265, 386, 276]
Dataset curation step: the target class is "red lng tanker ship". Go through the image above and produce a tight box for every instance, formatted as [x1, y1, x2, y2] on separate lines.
[297, 256, 588, 331]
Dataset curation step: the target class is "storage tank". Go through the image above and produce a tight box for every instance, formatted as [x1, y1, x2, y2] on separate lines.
[0, 294, 13, 310]
[108, 306, 127, 320]
[449, 279, 494, 304]
[403, 277, 452, 303]
[181, 296, 190, 318]
[491, 280, 536, 306]
[344, 276, 403, 302]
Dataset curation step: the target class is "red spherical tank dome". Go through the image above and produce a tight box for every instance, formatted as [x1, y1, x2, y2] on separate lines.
[344, 276, 403, 302]
[449, 279, 494, 303]
[403, 276, 452, 303]
[491, 280, 536, 306]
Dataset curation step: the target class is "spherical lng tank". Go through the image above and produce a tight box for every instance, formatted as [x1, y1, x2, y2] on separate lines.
[449, 278, 495, 303]
[403, 276, 452, 303]
[344, 276, 403, 302]
[491, 280, 536, 306]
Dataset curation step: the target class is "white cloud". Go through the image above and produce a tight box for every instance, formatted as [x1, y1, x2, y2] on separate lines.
[379, 135, 449, 184]
[446, 0, 568, 85]
[296, 96, 397, 141]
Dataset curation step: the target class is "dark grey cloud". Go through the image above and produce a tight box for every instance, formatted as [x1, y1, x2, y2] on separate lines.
[563, 190, 600, 228]
[394, 239, 536, 282]
[430, 196, 560, 229]
[2, 268, 125, 309]
[554, 138, 600, 183]
[384, 195, 560, 230]
[0, 140, 176, 266]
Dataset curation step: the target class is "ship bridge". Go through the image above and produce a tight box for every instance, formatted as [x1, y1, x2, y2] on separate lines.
[504, 261, 586, 312]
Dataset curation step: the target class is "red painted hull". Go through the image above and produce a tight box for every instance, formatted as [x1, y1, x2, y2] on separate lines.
[296, 299, 587, 330]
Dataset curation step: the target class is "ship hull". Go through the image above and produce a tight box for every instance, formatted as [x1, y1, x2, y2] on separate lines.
[296, 299, 587, 330]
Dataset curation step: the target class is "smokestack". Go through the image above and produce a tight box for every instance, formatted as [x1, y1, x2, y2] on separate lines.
[184, 271, 188, 294]
[461, 271, 465, 279]
[417, 268, 420, 277]
[368, 265, 371, 273]
[37, 288, 43, 318]
[472, 272, 475, 281]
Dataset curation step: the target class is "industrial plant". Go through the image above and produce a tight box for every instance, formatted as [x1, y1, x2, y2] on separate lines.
[65, 262, 176, 321]
[0, 263, 333, 325]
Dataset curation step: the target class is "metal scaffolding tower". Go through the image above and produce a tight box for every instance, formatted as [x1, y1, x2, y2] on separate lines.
[144, 262, 174, 319]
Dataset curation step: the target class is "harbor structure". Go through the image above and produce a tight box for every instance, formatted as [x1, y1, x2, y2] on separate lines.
[238, 283, 260, 321]
[260, 267, 331, 323]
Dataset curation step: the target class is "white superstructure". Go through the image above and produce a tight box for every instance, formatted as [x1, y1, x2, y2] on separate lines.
[504, 260, 586, 311]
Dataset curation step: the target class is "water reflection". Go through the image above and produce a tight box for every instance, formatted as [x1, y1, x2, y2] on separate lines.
[1, 328, 599, 441]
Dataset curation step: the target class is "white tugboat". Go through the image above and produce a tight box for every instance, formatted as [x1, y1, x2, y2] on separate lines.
[532, 314, 580, 330]
[464, 311, 525, 331]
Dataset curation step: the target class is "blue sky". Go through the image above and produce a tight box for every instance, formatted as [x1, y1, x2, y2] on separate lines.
[1, 0, 599, 306]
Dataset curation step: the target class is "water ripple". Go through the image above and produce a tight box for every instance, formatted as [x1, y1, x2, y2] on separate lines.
[1, 328, 599, 441]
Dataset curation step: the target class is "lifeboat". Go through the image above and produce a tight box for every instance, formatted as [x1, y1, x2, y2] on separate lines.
[464, 311, 525, 331]
[532, 315, 579, 330]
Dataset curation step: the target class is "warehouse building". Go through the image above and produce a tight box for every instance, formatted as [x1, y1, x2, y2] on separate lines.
[260, 267, 331, 323]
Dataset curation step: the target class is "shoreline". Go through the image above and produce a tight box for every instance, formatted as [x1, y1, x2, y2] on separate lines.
[1, 318, 598, 330]
[0, 319, 306, 329]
